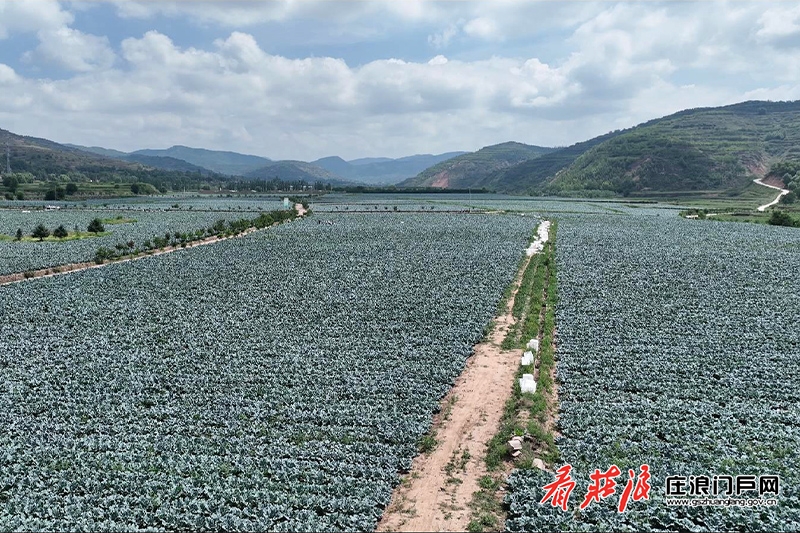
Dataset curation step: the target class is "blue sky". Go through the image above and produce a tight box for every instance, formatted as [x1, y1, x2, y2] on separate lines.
[1, 1, 799, 160]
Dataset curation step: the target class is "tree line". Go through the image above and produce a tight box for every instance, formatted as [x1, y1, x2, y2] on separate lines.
[10, 218, 106, 241]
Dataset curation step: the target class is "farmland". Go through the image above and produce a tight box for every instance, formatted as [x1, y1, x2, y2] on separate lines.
[505, 213, 800, 531]
[0, 200, 286, 275]
[1, 191, 799, 531]
[0, 211, 536, 531]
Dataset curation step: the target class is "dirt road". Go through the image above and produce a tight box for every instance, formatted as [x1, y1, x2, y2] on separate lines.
[378, 222, 550, 532]
[754, 178, 790, 212]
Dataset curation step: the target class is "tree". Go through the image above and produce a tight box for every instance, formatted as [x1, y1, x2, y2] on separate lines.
[32, 224, 50, 241]
[14, 228, 23, 241]
[781, 191, 797, 205]
[44, 190, 57, 201]
[2, 175, 19, 192]
[65, 183, 78, 195]
[53, 225, 68, 238]
[87, 218, 105, 233]
[768, 211, 797, 227]
[130, 183, 140, 194]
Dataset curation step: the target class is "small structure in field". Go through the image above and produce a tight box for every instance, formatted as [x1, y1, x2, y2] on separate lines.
[521, 351, 534, 366]
[519, 374, 536, 394]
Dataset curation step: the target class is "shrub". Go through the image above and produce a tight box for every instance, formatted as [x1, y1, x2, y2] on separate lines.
[87, 218, 105, 233]
[94, 247, 115, 264]
[768, 211, 798, 227]
[32, 224, 50, 241]
[53, 225, 68, 238]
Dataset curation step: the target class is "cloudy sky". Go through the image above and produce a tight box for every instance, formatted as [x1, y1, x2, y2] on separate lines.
[1, 0, 799, 160]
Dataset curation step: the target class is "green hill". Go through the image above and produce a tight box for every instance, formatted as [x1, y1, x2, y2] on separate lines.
[313, 152, 467, 185]
[245, 160, 352, 186]
[1, 128, 152, 178]
[124, 154, 215, 175]
[133, 145, 271, 176]
[0, 128, 228, 197]
[509, 100, 800, 196]
[64, 144, 130, 159]
[482, 131, 623, 193]
[400, 142, 554, 188]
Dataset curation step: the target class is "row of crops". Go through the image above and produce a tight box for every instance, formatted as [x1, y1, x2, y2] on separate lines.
[0, 195, 287, 212]
[308, 193, 681, 216]
[0, 212, 538, 531]
[505, 212, 800, 531]
[0, 208, 290, 275]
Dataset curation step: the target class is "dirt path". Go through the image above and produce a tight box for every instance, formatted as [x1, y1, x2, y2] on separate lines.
[0, 206, 306, 287]
[377, 224, 549, 533]
[754, 178, 790, 212]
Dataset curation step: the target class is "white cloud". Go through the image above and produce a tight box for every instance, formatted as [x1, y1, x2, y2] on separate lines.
[756, 5, 800, 44]
[113, 0, 390, 27]
[0, 63, 20, 84]
[428, 24, 458, 48]
[463, 17, 499, 40]
[24, 27, 115, 72]
[0, 0, 73, 38]
[2, 1, 800, 160]
[1, 31, 587, 156]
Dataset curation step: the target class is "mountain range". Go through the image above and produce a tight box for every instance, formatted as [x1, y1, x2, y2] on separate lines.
[62, 144, 467, 186]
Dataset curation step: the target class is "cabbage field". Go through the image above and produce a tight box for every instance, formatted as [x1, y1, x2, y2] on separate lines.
[0, 207, 282, 275]
[505, 213, 800, 531]
[0, 212, 537, 531]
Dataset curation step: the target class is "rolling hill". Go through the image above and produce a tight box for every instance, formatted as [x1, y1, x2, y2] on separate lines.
[2, 129, 146, 177]
[132, 146, 272, 176]
[488, 100, 800, 196]
[482, 131, 624, 193]
[541, 100, 800, 196]
[124, 154, 214, 175]
[67, 144, 216, 175]
[0, 129, 232, 195]
[64, 144, 130, 159]
[312, 152, 467, 185]
[400, 142, 554, 189]
[244, 160, 352, 186]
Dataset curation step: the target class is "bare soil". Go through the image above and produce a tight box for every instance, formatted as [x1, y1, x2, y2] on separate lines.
[377, 246, 534, 532]
[430, 172, 450, 188]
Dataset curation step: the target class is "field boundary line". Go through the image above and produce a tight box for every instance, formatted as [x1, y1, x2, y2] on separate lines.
[0, 206, 307, 287]
[377, 221, 547, 533]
